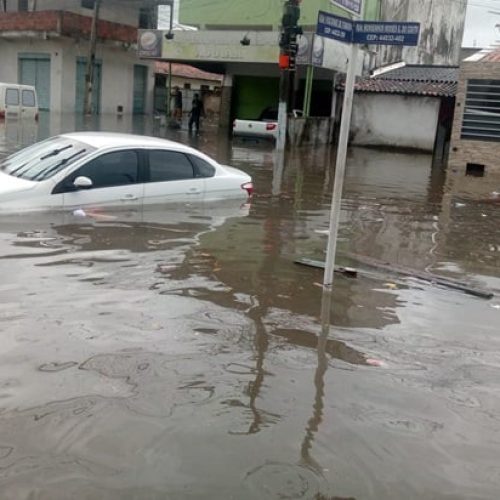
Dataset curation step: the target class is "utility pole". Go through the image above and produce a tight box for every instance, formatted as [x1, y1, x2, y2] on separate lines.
[277, 0, 302, 151]
[84, 0, 101, 115]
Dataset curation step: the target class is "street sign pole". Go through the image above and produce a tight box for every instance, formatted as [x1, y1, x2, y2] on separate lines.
[323, 42, 358, 288]
[316, 9, 420, 288]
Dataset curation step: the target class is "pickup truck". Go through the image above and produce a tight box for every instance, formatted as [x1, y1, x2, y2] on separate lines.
[232, 107, 278, 141]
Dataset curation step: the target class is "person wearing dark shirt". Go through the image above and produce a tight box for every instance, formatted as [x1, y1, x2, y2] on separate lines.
[189, 93, 204, 133]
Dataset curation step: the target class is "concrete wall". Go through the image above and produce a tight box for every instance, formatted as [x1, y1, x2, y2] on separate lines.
[179, 0, 381, 29]
[377, 0, 466, 66]
[447, 60, 500, 198]
[350, 93, 440, 151]
[4, 0, 141, 27]
[0, 38, 154, 114]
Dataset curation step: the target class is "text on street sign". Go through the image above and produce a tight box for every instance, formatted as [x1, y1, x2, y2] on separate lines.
[353, 21, 420, 46]
[316, 11, 353, 43]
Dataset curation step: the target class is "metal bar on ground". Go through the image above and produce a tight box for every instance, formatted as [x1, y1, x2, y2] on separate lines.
[294, 256, 494, 299]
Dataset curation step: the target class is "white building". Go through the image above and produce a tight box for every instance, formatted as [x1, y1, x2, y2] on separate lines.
[0, 0, 156, 114]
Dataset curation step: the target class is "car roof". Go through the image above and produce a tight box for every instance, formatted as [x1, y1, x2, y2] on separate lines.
[60, 132, 192, 153]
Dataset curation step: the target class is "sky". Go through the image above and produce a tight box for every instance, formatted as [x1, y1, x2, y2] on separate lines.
[160, 0, 499, 49]
[463, 0, 499, 47]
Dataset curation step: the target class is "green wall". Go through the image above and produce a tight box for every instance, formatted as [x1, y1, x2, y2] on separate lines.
[233, 76, 279, 120]
[180, 0, 381, 28]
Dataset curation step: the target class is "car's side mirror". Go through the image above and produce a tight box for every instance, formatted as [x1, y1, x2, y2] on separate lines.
[73, 176, 93, 189]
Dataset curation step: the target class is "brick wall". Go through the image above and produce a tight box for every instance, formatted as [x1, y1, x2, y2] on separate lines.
[0, 11, 60, 31]
[0, 11, 137, 44]
[448, 61, 500, 176]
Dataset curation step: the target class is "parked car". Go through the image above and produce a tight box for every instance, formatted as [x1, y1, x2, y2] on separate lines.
[0, 132, 253, 212]
[0, 83, 39, 120]
[232, 107, 278, 140]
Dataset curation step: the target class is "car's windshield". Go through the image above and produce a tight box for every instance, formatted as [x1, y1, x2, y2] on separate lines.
[0, 136, 95, 181]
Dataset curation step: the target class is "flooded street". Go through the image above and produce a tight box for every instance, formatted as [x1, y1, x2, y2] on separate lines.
[0, 114, 499, 499]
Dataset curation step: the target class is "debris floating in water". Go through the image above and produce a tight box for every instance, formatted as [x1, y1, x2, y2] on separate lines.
[73, 208, 86, 217]
[366, 358, 386, 367]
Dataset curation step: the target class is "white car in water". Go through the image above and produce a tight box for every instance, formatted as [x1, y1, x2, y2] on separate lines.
[232, 107, 278, 141]
[0, 132, 253, 212]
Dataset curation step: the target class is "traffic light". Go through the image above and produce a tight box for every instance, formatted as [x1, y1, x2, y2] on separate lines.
[288, 42, 298, 70]
[279, 0, 302, 71]
[281, 1, 300, 29]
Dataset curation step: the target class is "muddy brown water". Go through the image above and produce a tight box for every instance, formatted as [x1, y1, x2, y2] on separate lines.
[0, 114, 499, 499]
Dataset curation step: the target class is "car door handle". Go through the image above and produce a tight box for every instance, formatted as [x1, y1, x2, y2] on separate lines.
[187, 188, 201, 194]
[121, 194, 138, 201]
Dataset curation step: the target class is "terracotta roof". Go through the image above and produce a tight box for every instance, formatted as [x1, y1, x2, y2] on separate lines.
[352, 79, 457, 97]
[376, 65, 459, 82]
[155, 62, 223, 82]
[480, 49, 500, 62]
[337, 64, 458, 97]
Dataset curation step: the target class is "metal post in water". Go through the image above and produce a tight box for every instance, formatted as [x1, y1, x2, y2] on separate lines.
[84, 0, 101, 116]
[277, 72, 289, 151]
[304, 65, 314, 117]
[323, 43, 358, 288]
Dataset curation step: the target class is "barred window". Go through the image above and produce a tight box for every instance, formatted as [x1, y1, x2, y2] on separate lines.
[461, 79, 500, 142]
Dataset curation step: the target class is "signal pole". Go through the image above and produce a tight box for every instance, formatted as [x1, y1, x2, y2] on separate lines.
[277, 0, 302, 151]
[84, 0, 101, 115]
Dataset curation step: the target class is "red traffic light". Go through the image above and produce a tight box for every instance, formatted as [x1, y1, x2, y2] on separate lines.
[279, 53, 290, 69]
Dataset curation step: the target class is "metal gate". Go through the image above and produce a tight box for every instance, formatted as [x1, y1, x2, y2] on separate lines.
[18, 53, 51, 110]
[75, 57, 102, 114]
[133, 65, 148, 114]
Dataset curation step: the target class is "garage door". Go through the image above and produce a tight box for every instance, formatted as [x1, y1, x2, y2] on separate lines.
[18, 53, 51, 110]
[75, 57, 102, 114]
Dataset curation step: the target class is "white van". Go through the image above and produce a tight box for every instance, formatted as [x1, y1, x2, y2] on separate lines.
[0, 83, 39, 121]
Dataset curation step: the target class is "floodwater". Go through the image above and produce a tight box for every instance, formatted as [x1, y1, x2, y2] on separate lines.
[0, 113, 499, 500]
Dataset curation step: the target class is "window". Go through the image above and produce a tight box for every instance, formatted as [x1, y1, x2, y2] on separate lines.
[466, 163, 485, 177]
[188, 155, 215, 178]
[2, 137, 93, 182]
[81, 0, 95, 9]
[139, 6, 157, 29]
[70, 151, 139, 189]
[184, 83, 191, 90]
[461, 79, 500, 142]
[18, 0, 28, 11]
[22, 90, 36, 107]
[6, 89, 19, 106]
[148, 150, 194, 182]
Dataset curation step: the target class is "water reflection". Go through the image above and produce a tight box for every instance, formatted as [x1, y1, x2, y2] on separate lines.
[300, 290, 333, 474]
[1, 115, 500, 499]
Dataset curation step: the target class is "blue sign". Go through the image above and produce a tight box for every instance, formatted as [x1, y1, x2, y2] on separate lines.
[353, 21, 420, 46]
[330, 0, 362, 15]
[316, 11, 353, 44]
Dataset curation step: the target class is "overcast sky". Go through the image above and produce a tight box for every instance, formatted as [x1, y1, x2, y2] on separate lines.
[464, 0, 499, 47]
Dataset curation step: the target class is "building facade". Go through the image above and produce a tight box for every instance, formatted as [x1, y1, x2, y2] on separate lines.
[376, 0, 467, 66]
[140, 0, 467, 130]
[0, 0, 155, 114]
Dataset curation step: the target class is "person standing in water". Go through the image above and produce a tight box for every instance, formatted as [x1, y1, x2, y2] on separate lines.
[189, 93, 204, 133]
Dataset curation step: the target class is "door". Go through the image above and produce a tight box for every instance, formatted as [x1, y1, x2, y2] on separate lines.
[20, 88, 38, 119]
[75, 57, 102, 114]
[57, 150, 144, 209]
[143, 150, 205, 205]
[133, 65, 148, 114]
[4, 87, 21, 118]
[19, 54, 51, 110]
